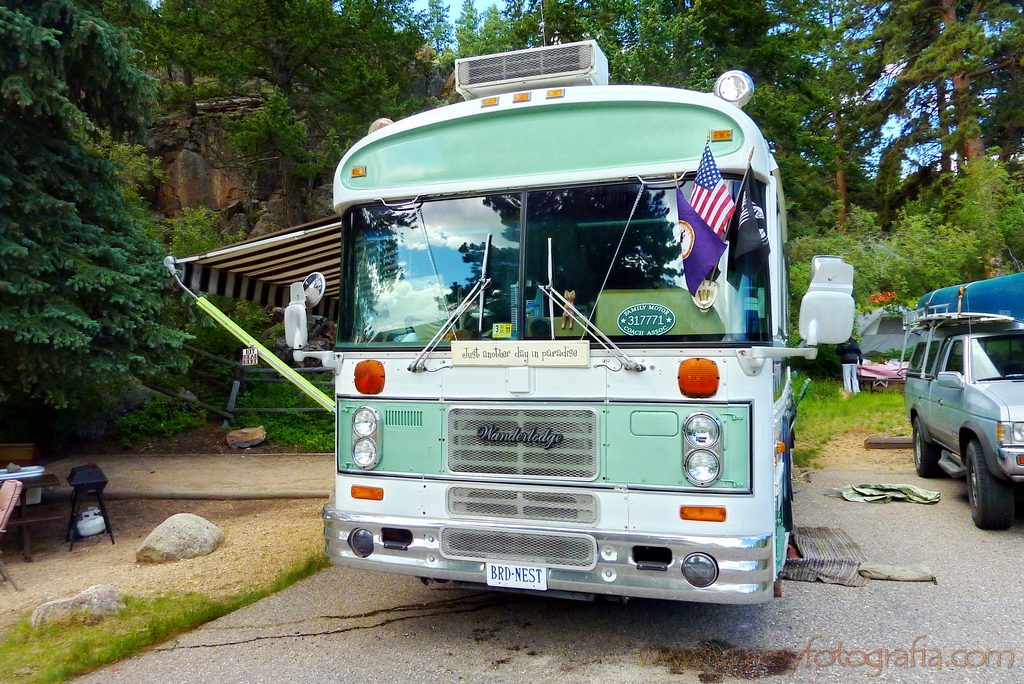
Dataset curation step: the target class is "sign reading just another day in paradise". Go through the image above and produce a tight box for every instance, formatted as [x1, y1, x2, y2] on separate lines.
[451, 340, 590, 367]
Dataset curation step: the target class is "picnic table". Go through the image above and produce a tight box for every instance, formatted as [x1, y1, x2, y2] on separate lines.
[858, 361, 907, 392]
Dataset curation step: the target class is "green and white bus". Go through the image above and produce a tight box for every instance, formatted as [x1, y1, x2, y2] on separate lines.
[296, 41, 853, 604]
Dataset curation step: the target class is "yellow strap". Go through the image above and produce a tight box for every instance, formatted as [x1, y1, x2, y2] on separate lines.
[195, 297, 336, 413]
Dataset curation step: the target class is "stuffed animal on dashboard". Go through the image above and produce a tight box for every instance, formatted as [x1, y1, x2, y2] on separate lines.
[561, 290, 576, 330]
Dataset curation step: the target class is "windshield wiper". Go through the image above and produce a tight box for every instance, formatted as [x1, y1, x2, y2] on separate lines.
[408, 235, 491, 372]
[540, 285, 645, 372]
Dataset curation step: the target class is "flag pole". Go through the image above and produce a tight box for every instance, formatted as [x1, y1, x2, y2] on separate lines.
[737, 146, 756, 187]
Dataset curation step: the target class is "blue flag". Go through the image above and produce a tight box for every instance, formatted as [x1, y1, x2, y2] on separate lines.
[677, 186, 727, 296]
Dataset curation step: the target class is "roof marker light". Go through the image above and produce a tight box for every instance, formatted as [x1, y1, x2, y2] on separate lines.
[512, 92, 531, 103]
[481, 96, 499, 107]
[713, 71, 754, 108]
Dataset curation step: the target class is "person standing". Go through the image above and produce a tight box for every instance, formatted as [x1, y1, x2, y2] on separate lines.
[836, 337, 863, 393]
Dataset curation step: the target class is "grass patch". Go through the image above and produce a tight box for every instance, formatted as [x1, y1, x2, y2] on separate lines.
[230, 381, 334, 452]
[792, 378, 909, 467]
[0, 552, 329, 684]
[114, 395, 209, 446]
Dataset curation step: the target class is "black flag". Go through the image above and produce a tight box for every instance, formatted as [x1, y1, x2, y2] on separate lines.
[727, 168, 770, 278]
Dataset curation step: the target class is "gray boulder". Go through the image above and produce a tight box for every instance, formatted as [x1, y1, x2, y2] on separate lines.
[136, 513, 224, 563]
[31, 585, 126, 627]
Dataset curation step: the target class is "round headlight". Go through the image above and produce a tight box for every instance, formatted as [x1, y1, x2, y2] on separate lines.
[682, 553, 718, 587]
[684, 412, 721, 448]
[349, 528, 375, 557]
[713, 70, 754, 107]
[353, 406, 379, 437]
[684, 449, 720, 486]
[352, 438, 380, 469]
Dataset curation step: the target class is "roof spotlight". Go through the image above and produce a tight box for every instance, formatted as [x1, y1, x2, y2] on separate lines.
[713, 71, 754, 108]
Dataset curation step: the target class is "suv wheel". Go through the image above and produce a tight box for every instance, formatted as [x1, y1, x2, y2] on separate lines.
[967, 438, 1014, 530]
[912, 417, 943, 478]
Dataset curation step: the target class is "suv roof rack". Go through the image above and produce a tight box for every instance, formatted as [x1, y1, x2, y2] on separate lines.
[905, 311, 1018, 329]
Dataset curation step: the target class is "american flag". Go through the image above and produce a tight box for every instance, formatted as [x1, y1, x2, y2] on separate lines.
[690, 143, 736, 239]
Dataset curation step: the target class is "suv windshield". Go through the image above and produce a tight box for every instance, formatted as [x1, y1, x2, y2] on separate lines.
[972, 334, 1024, 380]
[337, 182, 770, 347]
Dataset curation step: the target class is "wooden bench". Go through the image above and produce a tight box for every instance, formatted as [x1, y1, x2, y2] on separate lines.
[9, 473, 64, 562]
[7, 512, 65, 562]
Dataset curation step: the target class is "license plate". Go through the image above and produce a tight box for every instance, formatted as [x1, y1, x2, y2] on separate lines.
[485, 562, 547, 591]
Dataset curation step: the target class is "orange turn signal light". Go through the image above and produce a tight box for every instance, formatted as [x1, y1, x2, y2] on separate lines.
[354, 360, 385, 394]
[680, 506, 727, 522]
[351, 485, 384, 501]
[350, 166, 367, 178]
[678, 358, 720, 398]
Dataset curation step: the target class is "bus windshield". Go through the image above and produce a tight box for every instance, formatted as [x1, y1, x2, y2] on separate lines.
[338, 182, 770, 346]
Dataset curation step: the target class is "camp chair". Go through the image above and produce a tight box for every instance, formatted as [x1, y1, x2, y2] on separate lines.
[0, 479, 24, 590]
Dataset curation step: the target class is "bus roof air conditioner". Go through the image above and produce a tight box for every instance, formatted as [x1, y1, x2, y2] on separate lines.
[455, 40, 609, 100]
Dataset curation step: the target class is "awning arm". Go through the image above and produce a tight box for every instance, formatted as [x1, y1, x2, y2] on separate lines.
[165, 257, 336, 414]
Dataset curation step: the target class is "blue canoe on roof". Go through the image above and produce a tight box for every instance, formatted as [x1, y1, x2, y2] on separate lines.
[917, 273, 1024, 320]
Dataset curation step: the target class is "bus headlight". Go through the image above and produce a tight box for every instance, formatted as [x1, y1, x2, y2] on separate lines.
[684, 412, 721, 448]
[353, 438, 380, 469]
[352, 406, 381, 468]
[353, 406, 380, 438]
[683, 450, 720, 486]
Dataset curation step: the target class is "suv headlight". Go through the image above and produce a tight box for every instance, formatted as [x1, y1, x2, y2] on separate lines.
[998, 422, 1024, 445]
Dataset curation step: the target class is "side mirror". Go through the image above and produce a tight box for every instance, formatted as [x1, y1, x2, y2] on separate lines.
[798, 256, 854, 346]
[936, 371, 965, 390]
[283, 272, 327, 350]
[284, 282, 308, 349]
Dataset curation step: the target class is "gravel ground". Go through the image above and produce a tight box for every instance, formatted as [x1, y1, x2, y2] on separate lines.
[0, 430, 911, 639]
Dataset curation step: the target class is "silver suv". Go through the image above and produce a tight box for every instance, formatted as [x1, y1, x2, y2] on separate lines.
[904, 319, 1024, 529]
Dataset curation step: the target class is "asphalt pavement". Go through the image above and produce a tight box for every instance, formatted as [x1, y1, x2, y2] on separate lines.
[69, 464, 1024, 683]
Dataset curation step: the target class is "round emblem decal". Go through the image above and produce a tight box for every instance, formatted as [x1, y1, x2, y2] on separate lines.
[679, 221, 695, 258]
[617, 303, 677, 336]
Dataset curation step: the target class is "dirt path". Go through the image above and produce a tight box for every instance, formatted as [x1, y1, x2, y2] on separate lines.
[0, 430, 913, 637]
[810, 428, 914, 471]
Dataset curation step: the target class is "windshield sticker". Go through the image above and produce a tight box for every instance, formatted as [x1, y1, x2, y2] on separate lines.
[492, 323, 513, 339]
[617, 303, 676, 336]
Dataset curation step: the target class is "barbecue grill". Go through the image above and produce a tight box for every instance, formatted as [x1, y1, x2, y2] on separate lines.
[66, 464, 115, 549]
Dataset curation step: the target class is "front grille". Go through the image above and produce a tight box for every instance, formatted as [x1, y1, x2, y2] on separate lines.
[447, 486, 598, 525]
[446, 407, 599, 480]
[440, 527, 597, 569]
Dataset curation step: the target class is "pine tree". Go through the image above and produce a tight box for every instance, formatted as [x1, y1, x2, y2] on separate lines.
[0, 0, 187, 411]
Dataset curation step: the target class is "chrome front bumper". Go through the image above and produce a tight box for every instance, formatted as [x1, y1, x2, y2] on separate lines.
[323, 507, 775, 604]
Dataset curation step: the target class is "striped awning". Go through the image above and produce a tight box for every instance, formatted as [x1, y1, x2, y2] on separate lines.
[171, 216, 341, 319]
